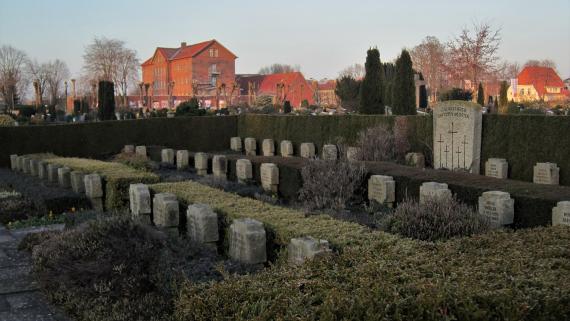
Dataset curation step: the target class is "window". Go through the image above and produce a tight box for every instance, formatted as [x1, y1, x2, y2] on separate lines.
[210, 64, 217, 73]
[209, 48, 214, 57]
[209, 48, 219, 57]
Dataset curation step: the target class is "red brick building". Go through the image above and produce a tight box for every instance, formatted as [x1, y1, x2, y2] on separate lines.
[139, 39, 237, 108]
[236, 72, 315, 108]
[315, 79, 338, 107]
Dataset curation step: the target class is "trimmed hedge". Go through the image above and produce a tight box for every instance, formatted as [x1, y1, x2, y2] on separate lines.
[33, 155, 159, 209]
[237, 114, 432, 158]
[238, 114, 570, 185]
[149, 180, 371, 261]
[0, 116, 237, 167]
[176, 226, 570, 321]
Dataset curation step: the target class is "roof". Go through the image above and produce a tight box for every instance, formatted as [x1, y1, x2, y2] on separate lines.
[258, 72, 308, 93]
[141, 39, 237, 66]
[517, 66, 564, 97]
[317, 80, 336, 91]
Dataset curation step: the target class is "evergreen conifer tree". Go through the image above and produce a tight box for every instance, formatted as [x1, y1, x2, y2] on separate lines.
[359, 48, 384, 114]
[499, 81, 509, 110]
[477, 82, 485, 106]
[98, 80, 116, 120]
[392, 49, 416, 115]
[419, 73, 428, 109]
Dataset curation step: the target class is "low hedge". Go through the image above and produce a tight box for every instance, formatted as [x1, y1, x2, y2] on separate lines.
[150, 180, 372, 261]
[176, 226, 570, 320]
[33, 155, 159, 209]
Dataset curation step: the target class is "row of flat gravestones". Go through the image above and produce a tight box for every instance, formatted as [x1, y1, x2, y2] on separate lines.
[130, 183, 331, 265]
[9, 154, 105, 210]
[126, 141, 570, 229]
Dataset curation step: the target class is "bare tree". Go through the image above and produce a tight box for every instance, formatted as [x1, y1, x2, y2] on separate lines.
[338, 63, 365, 79]
[524, 59, 558, 71]
[26, 60, 51, 106]
[0, 45, 29, 111]
[410, 36, 447, 100]
[496, 60, 521, 80]
[258, 63, 300, 75]
[45, 59, 70, 106]
[114, 48, 139, 107]
[447, 22, 502, 87]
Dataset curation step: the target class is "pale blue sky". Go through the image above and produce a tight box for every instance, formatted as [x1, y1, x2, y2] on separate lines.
[1, 0, 569, 80]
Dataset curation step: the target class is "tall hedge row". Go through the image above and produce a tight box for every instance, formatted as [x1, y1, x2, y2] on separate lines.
[238, 114, 570, 186]
[0, 117, 237, 167]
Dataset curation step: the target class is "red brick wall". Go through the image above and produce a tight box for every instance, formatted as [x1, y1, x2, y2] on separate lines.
[192, 43, 236, 90]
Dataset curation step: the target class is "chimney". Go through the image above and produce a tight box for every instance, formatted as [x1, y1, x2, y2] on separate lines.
[181, 42, 187, 48]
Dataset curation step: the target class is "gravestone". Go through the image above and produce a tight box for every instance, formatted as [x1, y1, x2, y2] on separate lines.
[10, 155, 18, 171]
[419, 182, 452, 204]
[176, 150, 189, 170]
[212, 155, 227, 179]
[37, 161, 48, 180]
[29, 159, 39, 176]
[187, 204, 219, 246]
[433, 101, 482, 174]
[280, 140, 294, 157]
[194, 152, 208, 175]
[288, 236, 331, 265]
[153, 193, 179, 233]
[47, 164, 62, 184]
[533, 162, 559, 185]
[70, 171, 85, 194]
[552, 201, 570, 226]
[346, 147, 361, 162]
[367, 175, 396, 207]
[124, 145, 135, 154]
[485, 158, 508, 179]
[57, 167, 71, 188]
[244, 138, 257, 156]
[129, 184, 151, 224]
[260, 163, 279, 193]
[135, 146, 147, 158]
[229, 218, 267, 264]
[405, 152, 425, 169]
[300, 143, 316, 158]
[22, 158, 31, 174]
[230, 137, 242, 152]
[236, 159, 253, 183]
[478, 191, 515, 228]
[262, 139, 275, 156]
[322, 144, 338, 161]
[84, 173, 104, 211]
[161, 148, 175, 165]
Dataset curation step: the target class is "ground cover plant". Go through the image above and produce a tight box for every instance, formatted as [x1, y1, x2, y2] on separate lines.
[176, 226, 570, 321]
[31, 154, 160, 209]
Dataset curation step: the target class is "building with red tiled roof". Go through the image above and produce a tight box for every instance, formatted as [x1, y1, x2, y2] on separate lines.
[315, 79, 339, 107]
[507, 66, 567, 103]
[139, 40, 237, 109]
[237, 72, 315, 108]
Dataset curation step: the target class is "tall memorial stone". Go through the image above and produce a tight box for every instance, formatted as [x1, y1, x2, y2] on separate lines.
[552, 201, 570, 226]
[433, 101, 482, 174]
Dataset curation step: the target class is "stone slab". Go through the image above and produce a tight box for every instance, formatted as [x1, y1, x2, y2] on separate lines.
[262, 139, 275, 156]
[187, 204, 219, 243]
[229, 218, 266, 264]
[478, 191, 515, 228]
[236, 159, 253, 183]
[300, 143, 316, 158]
[280, 141, 294, 157]
[260, 163, 279, 193]
[176, 150, 189, 170]
[552, 201, 570, 226]
[367, 175, 395, 206]
[244, 138, 257, 156]
[288, 236, 331, 265]
[485, 158, 508, 179]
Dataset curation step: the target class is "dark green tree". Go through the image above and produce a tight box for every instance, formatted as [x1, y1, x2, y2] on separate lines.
[283, 100, 292, 114]
[477, 82, 485, 106]
[392, 49, 416, 115]
[439, 88, 473, 101]
[359, 48, 384, 114]
[97, 80, 115, 120]
[419, 73, 428, 109]
[499, 81, 509, 110]
[175, 97, 205, 116]
[382, 62, 396, 107]
[335, 75, 361, 111]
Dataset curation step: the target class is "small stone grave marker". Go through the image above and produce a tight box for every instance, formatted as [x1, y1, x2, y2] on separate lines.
[478, 191, 515, 228]
[485, 158, 508, 179]
[229, 218, 266, 264]
[533, 162, 559, 185]
[367, 175, 396, 207]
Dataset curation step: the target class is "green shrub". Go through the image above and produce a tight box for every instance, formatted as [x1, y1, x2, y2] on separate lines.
[176, 226, 570, 321]
[175, 98, 206, 117]
[439, 87, 473, 101]
[29, 217, 183, 321]
[383, 196, 490, 241]
[111, 152, 157, 172]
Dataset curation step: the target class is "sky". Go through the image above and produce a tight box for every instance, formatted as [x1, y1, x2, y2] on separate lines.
[1, 0, 569, 80]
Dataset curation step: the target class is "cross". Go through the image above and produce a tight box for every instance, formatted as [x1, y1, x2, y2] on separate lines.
[456, 146, 462, 171]
[461, 135, 468, 169]
[448, 122, 458, 170]
[436, 134, 444, 168]
[444, 145, 449, 168]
